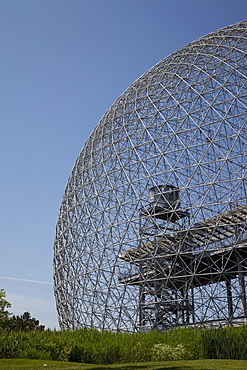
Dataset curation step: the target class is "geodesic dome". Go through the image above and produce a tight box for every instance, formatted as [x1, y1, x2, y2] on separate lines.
[54, 20, 247, 331]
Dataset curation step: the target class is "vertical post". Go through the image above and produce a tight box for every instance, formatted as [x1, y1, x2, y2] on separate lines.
[138, 214, 145, 329]
[181, 239, 190, 324]
[174, 290, 179, 324]
[191, 286, 195, 323]
[153, 240, 162, 329]
[225, 278, 233, 320]
[236, 253, 247, 318]
[139, 283, 145, 329]
[154, 246, 158, 329]
[182, 283, 190, 324]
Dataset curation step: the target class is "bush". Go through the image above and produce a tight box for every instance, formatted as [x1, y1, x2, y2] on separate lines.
[0, 334, 20, 358]
[152, 343, 192, 361]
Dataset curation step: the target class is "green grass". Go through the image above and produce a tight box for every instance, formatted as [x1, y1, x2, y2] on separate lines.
[1, 359, 247, 370]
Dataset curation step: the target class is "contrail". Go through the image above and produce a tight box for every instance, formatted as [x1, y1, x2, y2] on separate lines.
[0, 276, 53, 285]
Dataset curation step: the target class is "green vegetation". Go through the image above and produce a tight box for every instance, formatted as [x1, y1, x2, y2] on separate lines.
[6, 311, 45, 332]
[0, 327, 202, 363]
[1, 358, 247, 370]
[0, 326, 247, 364]
[0, 289, 12, 329]
[1, 289, 246, 366]
[0, 289, 44, 332]
[201, 325, 247, 360]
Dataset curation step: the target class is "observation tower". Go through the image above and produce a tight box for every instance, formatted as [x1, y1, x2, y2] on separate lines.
[54, 20, 247, 331]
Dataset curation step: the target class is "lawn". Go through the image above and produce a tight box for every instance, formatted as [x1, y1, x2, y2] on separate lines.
[1, 359, 247, 370]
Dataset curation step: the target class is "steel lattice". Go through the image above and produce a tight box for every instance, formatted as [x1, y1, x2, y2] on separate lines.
[54, 20, 247, 331]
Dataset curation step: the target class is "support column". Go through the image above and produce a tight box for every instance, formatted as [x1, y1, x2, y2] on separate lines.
[191, 286, 195, 323]
[236, 253, 247, 317]
[139, 285, 145, 329]
[182, 283, 190, 324]
[225, 278, 233, 320]
[138, 217, 145, 329]
[154, 249, 159, 329]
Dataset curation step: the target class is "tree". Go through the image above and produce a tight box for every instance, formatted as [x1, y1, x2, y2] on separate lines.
[1, 289, 45, 331]
[0, 289, 12, 329]
[8, 311, 45, 331]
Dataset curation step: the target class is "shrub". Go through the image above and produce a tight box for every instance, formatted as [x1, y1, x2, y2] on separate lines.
[151, 343, 192, 361]
[0, 335, 20, 358]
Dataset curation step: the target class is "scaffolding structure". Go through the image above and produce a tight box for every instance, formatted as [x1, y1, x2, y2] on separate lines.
[53, 20, 247, 331]
[119, 187, 247, 329]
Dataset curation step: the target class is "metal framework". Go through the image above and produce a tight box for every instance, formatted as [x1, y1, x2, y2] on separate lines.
[54, 20, 247, 331]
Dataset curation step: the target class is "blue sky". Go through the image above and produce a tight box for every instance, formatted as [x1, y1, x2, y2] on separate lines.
[1, 0, 247, 329]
